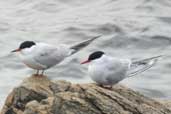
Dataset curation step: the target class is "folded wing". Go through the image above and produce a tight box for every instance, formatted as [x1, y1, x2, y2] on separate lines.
[33, 43, 69, 68]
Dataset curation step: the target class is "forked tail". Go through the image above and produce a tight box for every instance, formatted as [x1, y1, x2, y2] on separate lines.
[70, 35, 101, 55]
[127, 55, 162, 77]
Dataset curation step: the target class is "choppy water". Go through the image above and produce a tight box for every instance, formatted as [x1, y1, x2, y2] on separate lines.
[1, 0, 171, 108]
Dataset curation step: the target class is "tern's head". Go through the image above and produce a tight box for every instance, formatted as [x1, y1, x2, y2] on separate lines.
[81, 51, 105, 64]
[11, 41, 36, 52]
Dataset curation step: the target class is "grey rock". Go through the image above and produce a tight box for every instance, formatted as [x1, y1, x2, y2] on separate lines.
[1, 75, 171, 114]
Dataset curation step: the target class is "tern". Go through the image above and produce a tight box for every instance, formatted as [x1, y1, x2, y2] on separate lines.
[81, 51, 161, 89]
[11, 36, 101, 76]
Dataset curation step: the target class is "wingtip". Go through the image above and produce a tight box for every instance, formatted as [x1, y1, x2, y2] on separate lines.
[78, 35, 101, 46]
[151, 55, 163, 60]
[70, 35, 102, 55]
[91, 35, 101, 40]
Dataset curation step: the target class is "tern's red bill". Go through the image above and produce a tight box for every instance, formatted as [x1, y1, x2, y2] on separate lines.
[11, 48, 21, 52]
[81, 60, 90, 64]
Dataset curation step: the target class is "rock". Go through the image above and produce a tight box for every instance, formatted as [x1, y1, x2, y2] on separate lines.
[1, 75, 171, 114]
[158, 100, 171, 110]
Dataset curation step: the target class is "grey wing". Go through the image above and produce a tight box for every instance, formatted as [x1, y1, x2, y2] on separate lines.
[127, 55, 162, 77]
[105, 59, 130, 84]
[33, 45, 69, 68]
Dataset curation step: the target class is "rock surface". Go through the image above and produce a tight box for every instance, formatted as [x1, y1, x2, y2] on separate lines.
[1, 75, 171, 114]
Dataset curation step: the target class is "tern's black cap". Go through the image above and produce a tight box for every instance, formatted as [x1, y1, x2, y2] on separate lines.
[88, 51, 105, 61]
[19, 41, 36, 49]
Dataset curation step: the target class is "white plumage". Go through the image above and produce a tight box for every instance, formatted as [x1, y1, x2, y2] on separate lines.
[12, 36, 100, 75]
[81, 51, 161, 88]
[19, 43, 71, 70]
[88, 55, 131, 85]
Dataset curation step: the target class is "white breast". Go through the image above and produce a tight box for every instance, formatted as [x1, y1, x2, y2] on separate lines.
[19, 50, 46, 70]
[88, 55, 131, 85]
